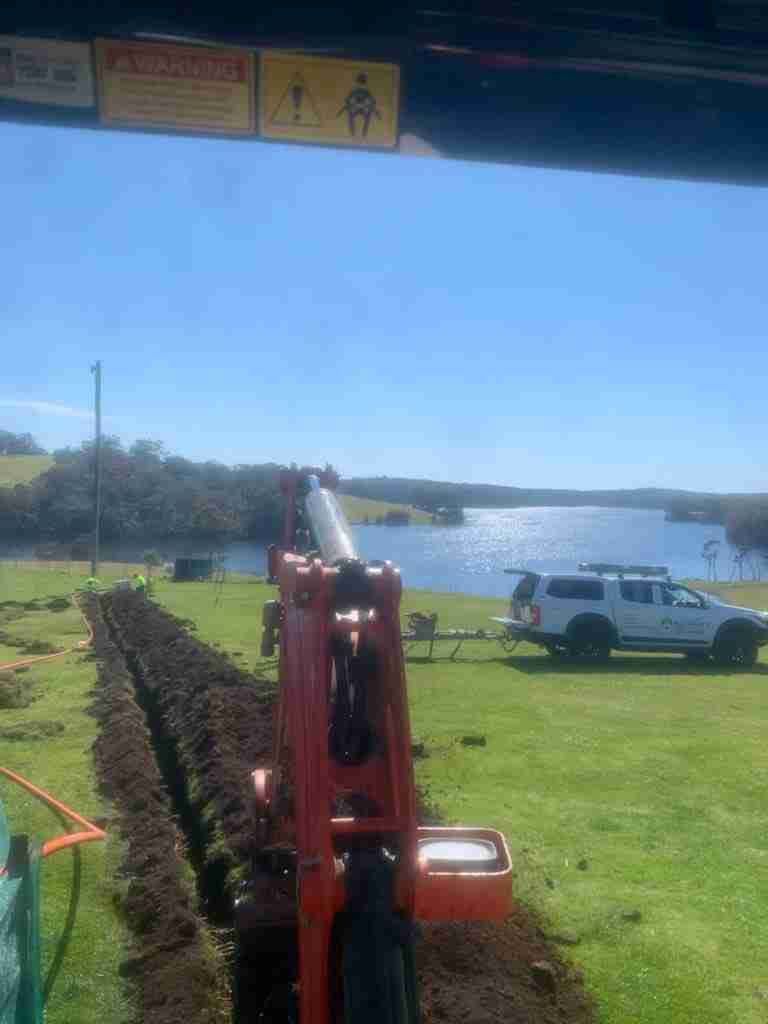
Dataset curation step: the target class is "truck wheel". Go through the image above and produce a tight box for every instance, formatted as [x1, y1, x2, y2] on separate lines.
[568, 624, 612, 661]
[714, 629, 758, 668]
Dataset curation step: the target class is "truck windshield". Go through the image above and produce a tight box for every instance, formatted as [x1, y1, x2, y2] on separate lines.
[662, 584, 704, 608]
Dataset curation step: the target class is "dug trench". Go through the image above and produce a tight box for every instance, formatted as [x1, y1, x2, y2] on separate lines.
[87, 590, 594, 1024]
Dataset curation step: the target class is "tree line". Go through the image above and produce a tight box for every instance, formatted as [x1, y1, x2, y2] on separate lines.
[0, 429, 46, 456]
[0, 432, 286, 545]
[341, 476, 721, 512]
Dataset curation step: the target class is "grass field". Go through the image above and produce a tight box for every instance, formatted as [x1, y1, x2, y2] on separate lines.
[0, 454, 54, 486]
[339, 493, 432, 524]
[0, 565, 130, 1024]
[3, 565, 767, 1024]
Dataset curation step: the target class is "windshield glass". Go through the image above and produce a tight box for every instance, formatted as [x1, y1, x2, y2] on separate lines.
[662, 583, 705, 608]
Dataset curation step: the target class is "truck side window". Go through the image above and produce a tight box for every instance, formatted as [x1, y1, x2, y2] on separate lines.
[619, 581, 654, 604]
[547, 579, 604, 600]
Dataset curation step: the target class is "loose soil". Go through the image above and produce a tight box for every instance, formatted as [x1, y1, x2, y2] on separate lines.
[93, 591, 593, 1024]
[101, 590, 275, 905]
[83, 594, 227, 1024]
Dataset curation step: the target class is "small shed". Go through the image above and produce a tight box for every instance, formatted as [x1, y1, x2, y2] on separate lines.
[173, 557, 213, 582]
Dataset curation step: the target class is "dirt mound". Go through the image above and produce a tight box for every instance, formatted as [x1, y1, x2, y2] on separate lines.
[102, 590, 274, 892]
[84, 594, 228, 1024]
[0, 670, 33, 708]
[0, 719, 64, 741]
[419, 912, 592, 1024]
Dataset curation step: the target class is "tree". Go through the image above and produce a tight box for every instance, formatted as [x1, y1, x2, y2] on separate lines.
[0, 434, 286, 545]
[142, 549, 163, 581]
[0, 429, 46, 455]
[702, 539, 720, 581]
[130, 439, 166, 462]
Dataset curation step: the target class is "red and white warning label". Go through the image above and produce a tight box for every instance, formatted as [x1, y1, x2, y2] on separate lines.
[95, 40, 254, 135]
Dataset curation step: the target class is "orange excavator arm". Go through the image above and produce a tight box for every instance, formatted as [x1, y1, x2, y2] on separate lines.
[236, 468, 510, 1024]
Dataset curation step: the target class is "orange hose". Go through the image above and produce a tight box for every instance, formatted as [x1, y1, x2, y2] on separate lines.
[0, 766, 106, 857]
[40, 832, 105, 857]
[0, 592, 94, 672]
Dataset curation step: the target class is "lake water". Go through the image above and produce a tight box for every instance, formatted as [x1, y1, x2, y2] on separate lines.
[2, 507, 732, 599]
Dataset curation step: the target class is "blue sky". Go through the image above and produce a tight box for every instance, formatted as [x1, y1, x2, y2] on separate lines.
[1, 120, 765, 492]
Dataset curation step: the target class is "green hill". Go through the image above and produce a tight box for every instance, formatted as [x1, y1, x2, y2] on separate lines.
[0, 454, 53, 487]
[339, 494, 431, 525]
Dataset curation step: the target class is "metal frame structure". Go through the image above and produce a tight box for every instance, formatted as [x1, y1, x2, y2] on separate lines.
[4, 4, 768, 183]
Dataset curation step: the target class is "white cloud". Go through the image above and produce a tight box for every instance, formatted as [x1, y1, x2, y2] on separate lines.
[0, 399, 92, 420]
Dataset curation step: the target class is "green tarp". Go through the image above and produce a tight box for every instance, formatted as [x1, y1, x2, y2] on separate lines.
[0, 801, 42, 1024]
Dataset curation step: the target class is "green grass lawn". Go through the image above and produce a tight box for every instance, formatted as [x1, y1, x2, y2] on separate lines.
[0, 566, 130, 1024]
[0, 454, 53, 486]
[156, 576, 768, 1024]
[339, 493, 432, 524]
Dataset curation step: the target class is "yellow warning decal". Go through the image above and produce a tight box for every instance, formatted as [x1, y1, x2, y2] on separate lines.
[259, 52, 400, 148]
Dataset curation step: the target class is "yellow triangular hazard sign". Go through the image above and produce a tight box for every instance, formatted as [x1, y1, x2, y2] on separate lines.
[269, 72, 321, 127]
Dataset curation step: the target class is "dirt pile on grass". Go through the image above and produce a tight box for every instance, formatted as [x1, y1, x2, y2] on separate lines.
[102, 590, 275, 894]
[83, 594, 228, 1024]
[0, 719, 64, 741]
[418, 911, 593, 1024]
[0, 631, 61, 655]
[0, 670, 33, 708]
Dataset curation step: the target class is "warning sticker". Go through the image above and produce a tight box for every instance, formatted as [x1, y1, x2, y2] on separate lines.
[259, 52, 400, 148]
[96, 40, 254, 135]
[0, 36, 94, 107]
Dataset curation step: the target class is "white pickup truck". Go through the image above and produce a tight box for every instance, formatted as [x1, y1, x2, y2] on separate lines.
[493, 566, 768, 667]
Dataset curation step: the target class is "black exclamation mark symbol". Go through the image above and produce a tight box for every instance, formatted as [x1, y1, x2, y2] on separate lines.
[291, 81, 303, 122]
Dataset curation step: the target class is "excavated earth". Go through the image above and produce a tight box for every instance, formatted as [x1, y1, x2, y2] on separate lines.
[88, 590, 594, 1024]
[84, 594, 227, 1024]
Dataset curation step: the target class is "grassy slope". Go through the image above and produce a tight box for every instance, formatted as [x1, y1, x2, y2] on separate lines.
[339, 493, 432, 524]
[0, 565, 131, 1024]
[0, 454, 53, 486]
[156, 577, 768, 1024]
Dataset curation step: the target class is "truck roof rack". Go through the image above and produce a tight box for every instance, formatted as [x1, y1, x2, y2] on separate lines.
[578, 563, 670, 578]
[503, 567, 537, 575]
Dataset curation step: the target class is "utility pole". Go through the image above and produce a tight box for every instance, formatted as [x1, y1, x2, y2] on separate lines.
[91, 361, 102, 577]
